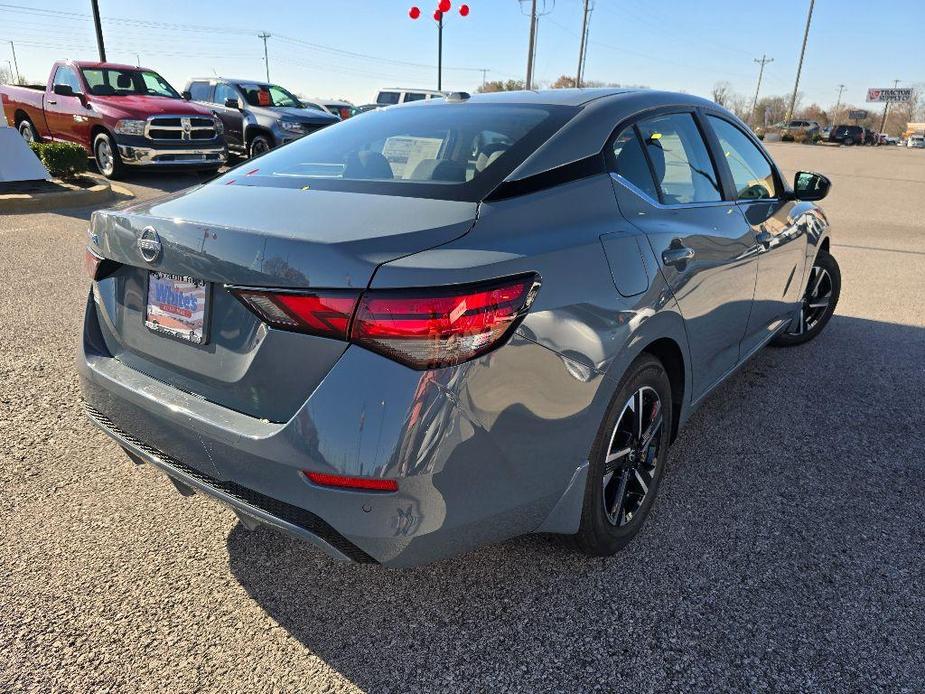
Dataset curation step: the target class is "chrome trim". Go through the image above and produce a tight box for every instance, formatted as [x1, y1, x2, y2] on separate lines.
[143, 114, 218, 142]
[118, 145, 226, 166]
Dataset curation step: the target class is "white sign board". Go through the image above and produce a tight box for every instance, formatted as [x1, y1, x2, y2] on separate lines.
[866, 88, 914, 103]
[0, 120, 51, 183]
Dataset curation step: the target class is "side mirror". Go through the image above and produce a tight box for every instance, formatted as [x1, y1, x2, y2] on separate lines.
[181, 90, 192, 100]
[52, 84, 75, 97]
[224, 97, 242, 110]
[793, 171, 831, 202]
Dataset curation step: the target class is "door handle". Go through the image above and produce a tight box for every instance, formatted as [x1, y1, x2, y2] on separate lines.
[47, 99, 57, 105]
[662, 245, 695, 267]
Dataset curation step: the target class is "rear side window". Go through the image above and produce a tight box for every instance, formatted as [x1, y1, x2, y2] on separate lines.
[377, 91, 400, 105]
[707, 116, 777, 200]
[611, 127, 659, 200]
[636, 113, 722, 204]
[188, 81, 211, 101]
[405, 92, 427, 102]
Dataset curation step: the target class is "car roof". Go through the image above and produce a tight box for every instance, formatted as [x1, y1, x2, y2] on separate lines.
[452, 88, 639, 107]
[72, 61, 145, 71]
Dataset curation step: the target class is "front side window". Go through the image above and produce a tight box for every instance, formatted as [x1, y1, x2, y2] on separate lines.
[636, 113, 722, 204]
[53, 66, 82, 93]
[405, 92, 427, 102]
[213, 83, 239, 107]
[707, 116, 777, 200]
[188, 81, 211, 101]
[611, 127, 659, 200]
[212, 103, 578, 201]
[80, 69, 179, 98]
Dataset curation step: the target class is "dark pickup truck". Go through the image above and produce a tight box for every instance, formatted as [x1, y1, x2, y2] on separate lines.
[1, 60, 227, 178]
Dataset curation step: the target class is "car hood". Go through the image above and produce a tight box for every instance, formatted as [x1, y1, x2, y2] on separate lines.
[89, 95, 216, 120]
[91, 183, 478, 289]
[249, 105, 339, 124]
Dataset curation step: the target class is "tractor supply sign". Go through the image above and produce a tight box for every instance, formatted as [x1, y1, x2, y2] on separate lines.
[866, 88, 914, 103]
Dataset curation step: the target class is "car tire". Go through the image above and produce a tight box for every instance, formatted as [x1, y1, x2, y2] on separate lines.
[574, 353, 673, 557]
[248, 133, 273, 158]
[771, 251, 841, 347]
[93, 132, 124, 180]
[18, 118, 40, 144]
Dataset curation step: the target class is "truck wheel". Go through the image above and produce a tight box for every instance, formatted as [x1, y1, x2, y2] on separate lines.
[248, 133, 272, 158]
[18, 119, 40, 144]
[94, 132, 124, 180]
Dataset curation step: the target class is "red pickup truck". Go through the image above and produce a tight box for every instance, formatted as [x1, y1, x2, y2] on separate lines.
[1, 60, 227, 178]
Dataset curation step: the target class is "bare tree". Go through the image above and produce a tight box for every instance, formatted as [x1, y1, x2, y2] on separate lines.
[477, 79, 527, 93]
[711, 81, 733, 108]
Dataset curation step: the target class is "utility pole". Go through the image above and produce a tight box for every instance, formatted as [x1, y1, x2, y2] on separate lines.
[786, 0, 815, 124]
[525, 0, 537, 89]
[437, 14, 443, 90]
[8, 41, 20, 83]
[576, 0, 590, 87]
[750, 54, 773, 126]
[878, 79, 901, 135]
[90, 0, 106, 62]
[479, 68, 488, 88]
[833, 84, 846, 124]
[258, 32, 271, 82]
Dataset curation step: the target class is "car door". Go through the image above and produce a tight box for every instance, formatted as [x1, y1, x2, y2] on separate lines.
[45, 65, 90, 147]
[704, 114, 808, 355]
[210, 82, 244, 150]
[609, 111, 758, 401]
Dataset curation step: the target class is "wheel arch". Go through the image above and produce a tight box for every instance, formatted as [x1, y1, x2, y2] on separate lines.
[13, 109, 32, 127]
[640, 337, 685, 442]
[244, 124, 274, 147]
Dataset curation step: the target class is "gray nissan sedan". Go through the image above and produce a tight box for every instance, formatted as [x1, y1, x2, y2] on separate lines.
[80, 89, 840, 567]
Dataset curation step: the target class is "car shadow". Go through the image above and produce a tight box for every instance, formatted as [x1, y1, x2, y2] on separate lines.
[224, 314, 925, 690]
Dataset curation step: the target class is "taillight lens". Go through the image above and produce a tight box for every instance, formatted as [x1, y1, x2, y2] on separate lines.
[351, 275, 540, 369]
[231, 289, 360, 340]
[230, 274, 540, 369]
[305, 471, 398, 492]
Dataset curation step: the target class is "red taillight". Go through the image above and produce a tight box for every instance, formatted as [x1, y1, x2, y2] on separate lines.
[230, 274, 540, 368]
[84, 247, 103, 280]
[231, 289, 360, 340]
[351, 275, 540, 369]
[305, 471, 398, 492]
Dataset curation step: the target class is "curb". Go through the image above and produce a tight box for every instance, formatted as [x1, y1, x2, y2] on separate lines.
[0, 176, 134, 214]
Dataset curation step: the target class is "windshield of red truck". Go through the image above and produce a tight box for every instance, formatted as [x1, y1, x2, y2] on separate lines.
[80, 68, 180, 98]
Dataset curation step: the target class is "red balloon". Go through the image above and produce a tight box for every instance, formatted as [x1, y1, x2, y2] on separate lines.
[459, 3, 470, 15]
[438, 0, 451, 12]
[409, 6, 421, 19]
[433, 9, 443, 20]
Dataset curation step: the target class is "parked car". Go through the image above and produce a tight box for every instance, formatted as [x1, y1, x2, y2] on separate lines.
[780, 119, 821, 138]
[376, 87, 446, 106]
[80, 89, 839, 567]
[908, 135, 925, 148]
[185, 77, 339, 158]
[1, 60, 227, 178]
[827, 124, 865, 145]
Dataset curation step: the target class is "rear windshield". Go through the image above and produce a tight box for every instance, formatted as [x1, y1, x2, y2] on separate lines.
[81, 68, 179, 98]
[213, 102, 578, 201]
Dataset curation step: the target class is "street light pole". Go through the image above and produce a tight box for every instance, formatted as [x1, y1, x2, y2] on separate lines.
[90, 0, 106, 62]
[786, 0, 815, 124]
[750, 55, 773, 126]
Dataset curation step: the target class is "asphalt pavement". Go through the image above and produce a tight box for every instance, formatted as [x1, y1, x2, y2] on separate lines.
[1, 144, 923, 693]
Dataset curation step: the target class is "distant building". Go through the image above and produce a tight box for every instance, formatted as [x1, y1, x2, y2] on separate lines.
[904, 122, 925, 137]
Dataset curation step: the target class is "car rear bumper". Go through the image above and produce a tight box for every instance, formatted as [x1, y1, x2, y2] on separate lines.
[78, 292, 600, 567]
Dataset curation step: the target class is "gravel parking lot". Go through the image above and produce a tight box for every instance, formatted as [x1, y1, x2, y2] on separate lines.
[1, 143, 923, 693]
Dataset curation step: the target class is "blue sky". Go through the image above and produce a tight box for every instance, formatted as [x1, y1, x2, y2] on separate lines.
[1, 1, 921, 108]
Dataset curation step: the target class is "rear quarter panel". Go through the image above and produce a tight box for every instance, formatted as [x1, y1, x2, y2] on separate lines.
[1, 85, 50, 135]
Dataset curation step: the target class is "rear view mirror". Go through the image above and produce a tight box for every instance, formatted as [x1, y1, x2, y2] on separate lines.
[793, 171, 831, 201]
[52, 84, 75, 97]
